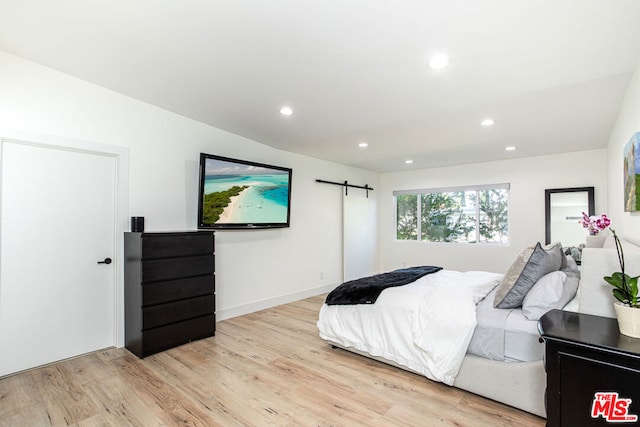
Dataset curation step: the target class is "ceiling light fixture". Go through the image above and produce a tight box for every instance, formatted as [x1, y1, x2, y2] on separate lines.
[280, 106, 293, 116]
[480, 119, 495, 127]
[505, 146, 516, 151]
[428, 54, 450, 70]
[358, 142, 368, 148]
[405, 159, 414, 164]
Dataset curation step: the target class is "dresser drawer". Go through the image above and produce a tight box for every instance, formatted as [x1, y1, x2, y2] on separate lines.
[142, 255, 213, 282]
[143, 294, 215, 330]
[142, 233, 213, 259]
[142, 315, 215, 356]
[143, 275, 214, 306]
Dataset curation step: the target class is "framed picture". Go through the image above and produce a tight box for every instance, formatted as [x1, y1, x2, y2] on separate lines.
[624, 132, 640, 212]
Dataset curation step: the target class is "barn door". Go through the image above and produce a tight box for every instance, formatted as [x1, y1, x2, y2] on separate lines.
[343, 191, 376, 282]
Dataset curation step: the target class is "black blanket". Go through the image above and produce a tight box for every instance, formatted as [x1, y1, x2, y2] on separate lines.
[325, 266, 443, 305]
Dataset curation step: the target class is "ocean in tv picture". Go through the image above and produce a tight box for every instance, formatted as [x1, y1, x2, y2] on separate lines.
[204, 174, 289, 223]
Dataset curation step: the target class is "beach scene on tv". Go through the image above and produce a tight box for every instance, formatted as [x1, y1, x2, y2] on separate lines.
[201, 158, 290, 224]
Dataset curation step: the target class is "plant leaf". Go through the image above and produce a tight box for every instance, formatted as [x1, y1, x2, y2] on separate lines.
[613, 272, 626, 282]
[629, 276, 639, 306]
[604, 274, 625, 290]
[613, 288, 628, 304]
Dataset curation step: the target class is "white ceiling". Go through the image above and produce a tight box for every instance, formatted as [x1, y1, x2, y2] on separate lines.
[1, 1, 640, 172]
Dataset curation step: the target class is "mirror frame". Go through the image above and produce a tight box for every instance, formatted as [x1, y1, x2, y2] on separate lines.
[544, 187, 594, 245]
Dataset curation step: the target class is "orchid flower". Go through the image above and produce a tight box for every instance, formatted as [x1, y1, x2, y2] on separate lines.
[580, 212, 638, 308]
[579, 212, 611, 234]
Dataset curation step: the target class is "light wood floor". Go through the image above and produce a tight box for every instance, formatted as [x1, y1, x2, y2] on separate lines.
[0, 295, 545, 426]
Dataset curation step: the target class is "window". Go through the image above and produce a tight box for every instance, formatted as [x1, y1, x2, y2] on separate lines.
[395, 184, 509, 244]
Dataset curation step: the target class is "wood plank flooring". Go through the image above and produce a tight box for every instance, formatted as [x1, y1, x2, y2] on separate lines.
[0, 295, 545, 426]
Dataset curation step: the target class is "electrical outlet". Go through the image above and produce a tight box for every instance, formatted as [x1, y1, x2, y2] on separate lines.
[320, 272, 324, 280]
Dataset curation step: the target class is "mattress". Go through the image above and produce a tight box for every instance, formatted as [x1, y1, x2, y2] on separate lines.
[317, 270, 504, 384]
[467, 288, 543, 362]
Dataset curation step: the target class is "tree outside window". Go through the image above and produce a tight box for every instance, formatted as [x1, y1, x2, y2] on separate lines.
[396, 194, 418, 240]
[394, 185, 509, 244]
[474, 189, 509, 244]
[421, 192, 474, 242]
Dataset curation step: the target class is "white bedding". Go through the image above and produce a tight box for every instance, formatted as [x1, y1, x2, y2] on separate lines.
[317, 270, 502, 385]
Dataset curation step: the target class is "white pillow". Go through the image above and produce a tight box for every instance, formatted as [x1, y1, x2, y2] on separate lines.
[522, 270, 578, 320]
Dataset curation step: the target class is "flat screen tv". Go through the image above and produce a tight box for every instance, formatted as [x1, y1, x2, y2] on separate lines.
[197, 153, 292, 229]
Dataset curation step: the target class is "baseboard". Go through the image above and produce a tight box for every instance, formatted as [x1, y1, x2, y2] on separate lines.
[216, 283, 337, 321]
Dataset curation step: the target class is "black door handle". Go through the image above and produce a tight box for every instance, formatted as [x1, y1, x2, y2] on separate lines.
[98, 257, 112, 265]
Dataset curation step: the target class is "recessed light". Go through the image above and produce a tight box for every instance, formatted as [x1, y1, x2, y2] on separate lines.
[405, 159, 414, 164]
[280, 106, 293, 116]
[358, 142, 368, 148]
[428, 54, 450, 70]
[505, 146, 516, 151]
[480, 119, 495, 127]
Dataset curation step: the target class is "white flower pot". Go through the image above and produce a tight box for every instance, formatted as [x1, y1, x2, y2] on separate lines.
[614, 301, 640, 338]
[585, 234, 606, 248]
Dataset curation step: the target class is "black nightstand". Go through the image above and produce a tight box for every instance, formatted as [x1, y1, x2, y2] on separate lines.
[539, 309, 640, 426]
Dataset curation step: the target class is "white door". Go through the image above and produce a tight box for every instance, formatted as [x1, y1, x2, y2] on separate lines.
[343, 191, 376, 282]
[0, 140, 116, 377]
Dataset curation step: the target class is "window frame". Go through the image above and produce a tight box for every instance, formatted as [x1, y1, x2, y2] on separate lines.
[393, 183, 510, 244]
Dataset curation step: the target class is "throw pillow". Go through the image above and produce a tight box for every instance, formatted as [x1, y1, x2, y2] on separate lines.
[521, 270, 579, 320]
[494, 242, 563, 309]
[545, 242, 566, 269]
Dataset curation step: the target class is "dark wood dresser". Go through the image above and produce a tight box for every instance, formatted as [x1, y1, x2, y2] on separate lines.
[539, 309, 640, 426]
[124, 231, 215, 358]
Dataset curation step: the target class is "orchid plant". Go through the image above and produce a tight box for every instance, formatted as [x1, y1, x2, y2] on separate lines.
[580, 212, 639, 308]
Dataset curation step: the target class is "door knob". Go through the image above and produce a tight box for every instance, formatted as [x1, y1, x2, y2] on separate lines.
[97, 257, 112, 265]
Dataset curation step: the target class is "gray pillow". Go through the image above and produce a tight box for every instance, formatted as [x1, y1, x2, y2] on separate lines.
[561, 254, 580, 276]
[494, 242, 564, 309]
[521, 270, 579, 320]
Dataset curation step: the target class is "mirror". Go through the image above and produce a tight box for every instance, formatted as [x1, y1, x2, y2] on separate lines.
[545, 187, 594, 247]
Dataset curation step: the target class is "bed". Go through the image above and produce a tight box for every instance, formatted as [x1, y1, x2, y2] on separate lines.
[317, 238, 640, 418]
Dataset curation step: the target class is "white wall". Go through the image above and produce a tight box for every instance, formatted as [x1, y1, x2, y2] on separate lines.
[378, 150, 607, 273]
[606, 63, 640, 244]
[0, 51, 379, 328]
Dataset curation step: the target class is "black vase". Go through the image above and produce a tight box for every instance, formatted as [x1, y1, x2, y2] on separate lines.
[131, 216, 145, 232]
